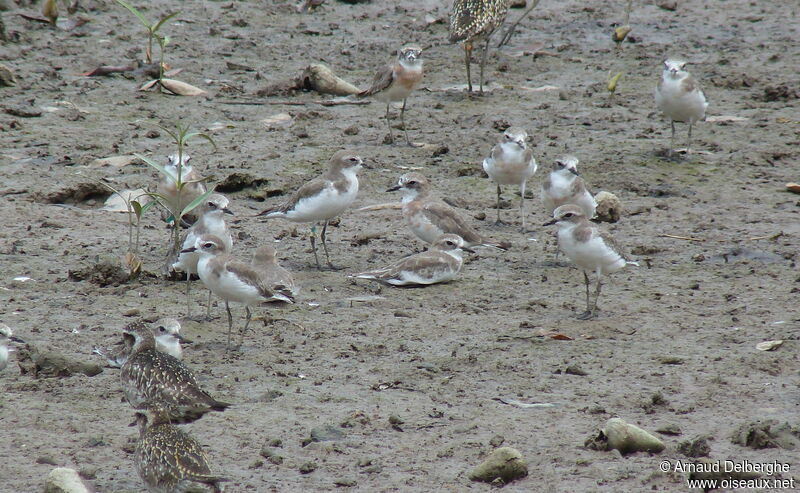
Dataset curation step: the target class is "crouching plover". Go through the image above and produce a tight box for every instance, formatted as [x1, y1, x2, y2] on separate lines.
[350, 234, 473, 286]
[156, 153, 207, 222]
[172, 193, 234, 319]
[252, 246, 299, 301]
[359, 44, 424, 147]
[449, 0, 511, 94]
[121, 323, 230, 423]
[133, 410, 228, 493]
[185, 235, 294, 350]
[257, 151, 366, 270]
[96, 319, 187, 368]
[482, 126, 537, 228]
[654, 59, 708, 157]
[0, 323, 24, 372]
[544, 205, 637, 319]
[541, 156, 596, 219]
[388, 172, 509, 250]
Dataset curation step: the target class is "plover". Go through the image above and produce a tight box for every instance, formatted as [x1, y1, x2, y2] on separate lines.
[350, 234, 472, 286]
[95, 318, 186, 368]
[172, 193, 234, 319]
[257, 150, 366, 270]
[252, 245, 299, 301]
[0, 323, 24, 372]
[133, 410, 228, 493]
[359, 44, 424, 147]
[120, 323, 229, 422]
[654, 59, 708, 157]
[544, 204, 638, 319]
[482, 126, 537, 228]
[449, 0, 511, 94]
[388, 172, 509, 250]
[541, 155, 597, 219]
[185, 235, 294, 350]
[156, 153, 207, 222]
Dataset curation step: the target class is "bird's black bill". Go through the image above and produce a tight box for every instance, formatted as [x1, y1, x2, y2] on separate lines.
[386, 186, 401, 192]
[180, 246, 197, 253]
[543, 219, 557, 226]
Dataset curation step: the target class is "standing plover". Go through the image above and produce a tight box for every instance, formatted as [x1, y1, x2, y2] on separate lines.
[185, 235, 294, 350]
[654, 59, 708, 157]
[350, 234, 472, 286]
[95, 319, 186, 368]
[0, 323, 23, 372]
[544, 205, 638, 319]
[172, 193, 234, 319]
[252, 246, 299, 301]
[120, 323, 229, 422]
[388, 172, 509, 250]
[359, 44, 424, 147]
[541, 155, 597, 219]
[156, 153, 207, 222]
[133, 410, 228, 493]
[257, 150, 366, 269]
[482, 126, 537, 228]
[449, 0, 511, 94]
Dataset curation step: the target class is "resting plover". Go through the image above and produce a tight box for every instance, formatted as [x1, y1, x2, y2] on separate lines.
[544, 204, 637, 319]
[252, 246, 299, 301]
[156, 153, 207, 222]
[172, 193, 234, 319]
[133, 410, 228, 493]
[350, 234, 472, 286]
[541, 155, 596, 219]
[654, 59, 708, 157]
[257, 150, 366, 269]
[388, 172, 509, 250]
[359, 44, 424, 146]
[120, 323, 229, 423]
[449, 0, 511, 94]
[185, 235, 294, 350]
[96, 319, 186, 368]
[482, 126, 537, 228]
[0, 323, 24, 372]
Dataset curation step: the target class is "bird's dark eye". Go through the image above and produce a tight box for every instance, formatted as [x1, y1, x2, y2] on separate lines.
[207, 202, 215, 207]
[407, 181, 417, 186]
[204, 242, 214, 248]
[158, 326, 165, 332]
[556, 161, 564, 167]
[564, 213, 573, 218]
[679, 63, 686, 70]
[349, 157, 359, 162]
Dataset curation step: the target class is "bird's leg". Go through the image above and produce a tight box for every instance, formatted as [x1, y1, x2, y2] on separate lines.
[590, 273, 603, 318]
[384, 101, 394, 144]
[495, 184, 502, 225]
[205, 290, 212, 321]
[577, 271, 593, 319]
[464, 41, 473, 94]
[687, 121, 694, 154]
[668, 120, 676, 157]
[240, 306, 252, 346]
[479, 35, 492, 94]
[519, 180, 527, 230]
[309, 225, 322, 270]
[184, 272, 192, 318]
[401, 97, 418, 147]
[225, 301, 233, 351]
[320, 220, 338, 270]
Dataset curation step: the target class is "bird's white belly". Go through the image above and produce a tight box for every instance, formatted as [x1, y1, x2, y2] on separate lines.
[560, 233, 626, 275]
[286, 184, 357, 223]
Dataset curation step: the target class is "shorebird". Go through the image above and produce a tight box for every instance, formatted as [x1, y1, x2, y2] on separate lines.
[95, 319, 187, 368]
[654, 59, 708, 157]
[120, 323, 229, 423]
[387, 172, 509, 250]
[544, 205, 638, 319]
[172, 193, 234, 319]
[359, 44, 424, 146]
[482, 126, 537, 228]
[133, 410, 228, 493]
[541, 155, 596, 219]
[251, 245, 299, 301]
[185, 235, 294, 350]
[156, 153, 207, 222]
[449, 0, 511, 94]
[257, 150, 366, 269]
[0, 323, 24, 372]
[350, 234, 472, 286]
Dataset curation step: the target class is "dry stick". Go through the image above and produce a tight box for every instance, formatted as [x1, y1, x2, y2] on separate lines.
[659, 234, 703, 242]
[748, 232, 783, 241]
[497, 0, 543, 47]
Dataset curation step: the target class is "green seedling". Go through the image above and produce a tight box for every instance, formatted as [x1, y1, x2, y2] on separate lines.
[115, 0, 178, 85]
[101, 183, 157, 278]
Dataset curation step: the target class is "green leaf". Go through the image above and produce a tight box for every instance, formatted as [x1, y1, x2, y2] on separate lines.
[139, 200, 157, 215]
[115, 0, 150, 29]
[131, 200, 143, 218]
[153, 11, 179, 33]
[135, 153, 174, 183]
[180, 189, 214, 217]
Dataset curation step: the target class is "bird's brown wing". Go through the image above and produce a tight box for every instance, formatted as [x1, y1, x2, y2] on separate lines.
[598, 228, 633, 262]
[261, 178, 328, 215]
[422, 200, 483, 245]
[359, 63, 394, 97]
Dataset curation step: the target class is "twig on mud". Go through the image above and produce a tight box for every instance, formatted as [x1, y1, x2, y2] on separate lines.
[269, 318, 306, 332]
[356, 203, 403, 213]
[748, 232, 783, 241]
[217, 99, 370, 107]
[493, 397, 558, 409]
[497, 0, 542, 47]
[659, 234, 702, 242]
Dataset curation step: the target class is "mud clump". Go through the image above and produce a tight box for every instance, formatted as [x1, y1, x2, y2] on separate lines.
[17, 344, 103, 378]
[216, 172, 270, 193]
[731, 420, 800, 450]
[469, 447, 528, 484]
[37, 182, 110, 205]
[68, 257, 130, 286]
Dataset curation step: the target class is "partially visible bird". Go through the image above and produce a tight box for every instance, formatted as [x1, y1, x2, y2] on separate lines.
[251, 245, 299, 301]
[257, 151, 366, 270]
[449, 0, 511, 94]
[387, 172, 509, 250]
[120, 323, 229, 423]
[95, 319, 187, 368]
[359, 44, 424, 146]
[185, 235, 294, 350]
[482, 126, 537, 228]
[541, 155, 596, 219]
[654, 59, 708, 157]
[133, 410, 228, 493]
[171, 193, 234, 319]
[544, 205, 638, 319]
[156, 153, 206, 222]
[0, 323, 24, 372]
[350, 234, 472, 286]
